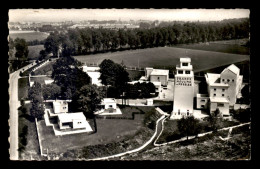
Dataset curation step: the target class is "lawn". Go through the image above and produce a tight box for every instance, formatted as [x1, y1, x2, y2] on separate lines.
[33, 61, 54, 76]
[30, 76, 53, 85]
[28, 45, 44, 60]
[74, 46, 249, 73]
[18, 77, 29, 100]
[9, 32, 49, 42]
[18, 104, 42, 160]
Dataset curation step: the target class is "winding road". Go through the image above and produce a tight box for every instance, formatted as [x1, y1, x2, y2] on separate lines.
[9, 62, 36, 160]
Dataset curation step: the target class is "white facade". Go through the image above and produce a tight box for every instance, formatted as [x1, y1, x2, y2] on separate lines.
[171, 58, 194, 119]
[82, 65, 102, 86]
[53, 100, 69, 114]
[196, 94, 209, 109]
[145, 68, 169, 86]
[58, 112, 89, 130]
[202, 64, 243, 117]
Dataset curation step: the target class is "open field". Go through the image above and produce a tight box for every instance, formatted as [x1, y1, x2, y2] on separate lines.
[74, 46, 249, 73]
[9, 31, 49, 42]
[38, 108, 150, 154]
[18, 77, 29, 100]
[28, 45, 44, 60]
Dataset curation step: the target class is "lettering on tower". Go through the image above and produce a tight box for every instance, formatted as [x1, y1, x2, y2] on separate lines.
[175, 77, 192, 86]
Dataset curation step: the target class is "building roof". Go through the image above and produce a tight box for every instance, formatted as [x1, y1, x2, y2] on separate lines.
[102, 98, 116, 104]
[82, 66, 100, 72]
[205, 73, 220, 85]
[197, 94, 209, 98]
[180, 57, 191, 63]
[53, 100, 68, 114]
[86, 72, 102, 86]
[221, 64, 240, 75]
[150, 69, 169, 76]
[58, 112, 86, 122]
[209, 97, 229, 103]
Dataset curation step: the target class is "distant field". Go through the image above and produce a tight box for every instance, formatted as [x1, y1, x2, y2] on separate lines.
[74, 46, 250, 73]
[28, 45, 44, 60]
[9, 31, 49, 41]
[175, 42, 249, 55]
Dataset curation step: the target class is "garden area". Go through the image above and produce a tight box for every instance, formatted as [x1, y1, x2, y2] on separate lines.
[18, 103, 42, 160]
[36, 106, 161, 159]
[18, 77, 29, 101]
[32, 61, 54, 76]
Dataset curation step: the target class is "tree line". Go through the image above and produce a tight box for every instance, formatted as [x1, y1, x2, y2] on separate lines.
[42, 18, 249, 57]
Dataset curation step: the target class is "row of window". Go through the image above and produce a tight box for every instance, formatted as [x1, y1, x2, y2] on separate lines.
[214, 88, 225, 92]
[178, 70, 190, 74]
[222, 79, 235, 82]
[182, 63, 188, 66]
[213, 93, 225, 97]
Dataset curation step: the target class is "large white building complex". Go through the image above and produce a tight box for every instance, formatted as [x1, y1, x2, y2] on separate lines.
[171, 58, 195, 119]
[170, 58, 244, 120]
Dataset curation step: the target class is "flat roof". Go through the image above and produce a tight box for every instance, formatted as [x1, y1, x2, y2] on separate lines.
[58, 112, 86, 122]
[53, 100, 68, 106]
[210, 97, 229, 103]
[180, 58, 191, 63]
[150, 69, 169, 76]
[197, 94, 209, 97]
[102, 98, 116, 104]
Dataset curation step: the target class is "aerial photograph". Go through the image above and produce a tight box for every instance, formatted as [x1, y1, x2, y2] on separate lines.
[8, 9, 250, 161]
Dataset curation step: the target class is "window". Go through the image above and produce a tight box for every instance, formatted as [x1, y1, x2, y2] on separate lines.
[178, 109, 180, 115]
[227, 79, 230, 82]
[78, 122, 81, 124]
[201, 105, 205, 108]
[222, 79, 225, 82]
[217, 103, 224, 107]
[222, 89, 225, 92]
[157, 77, 160, 81]
[187, 112, 189, 116]
[109, 105, 113, 108]
[178, 70, 183, 74]
[232, 79, 234, 82]
[214, 88, 216, 91]
[185, 70, 190, 74]
[213, 94, 216, 97]
[63, 107, 66, 109]
[222, 94, 225, 97]
[182, 62, 188, 66]
[201, 99, 205, 102]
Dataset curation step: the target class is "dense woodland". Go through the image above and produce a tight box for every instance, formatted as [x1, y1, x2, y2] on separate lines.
[43, 18, 249, 57]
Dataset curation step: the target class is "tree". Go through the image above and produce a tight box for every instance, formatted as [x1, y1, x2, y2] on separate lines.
[177, 115, 201, 140]
[14, 38, 29, 60]
[30, 101, 45, 120]
[71, 85, 105, 118]
[42, 83, 61, 100]
[28, 82, 42, 101]
[208, 108, 223, 132]
[99, 59, 129, 87]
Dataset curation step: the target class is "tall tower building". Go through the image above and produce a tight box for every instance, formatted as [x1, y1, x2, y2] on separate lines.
[171, 58, 194, 119]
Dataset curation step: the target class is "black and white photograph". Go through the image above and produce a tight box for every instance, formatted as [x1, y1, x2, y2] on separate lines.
[8, 9, 251, 161]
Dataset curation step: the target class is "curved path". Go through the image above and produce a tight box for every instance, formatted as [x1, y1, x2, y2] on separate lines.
[9, 62, 36, 160]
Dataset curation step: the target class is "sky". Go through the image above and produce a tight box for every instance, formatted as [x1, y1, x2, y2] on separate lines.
[9, 9, 250, 22]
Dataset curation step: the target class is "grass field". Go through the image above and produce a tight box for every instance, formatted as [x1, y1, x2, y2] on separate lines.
[18, 77, 29, 100]
[28, 45, 44, 60]
[74, 46, 249, 73]
[33, 61, 54, 76]
[9, 32, 49, 42]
